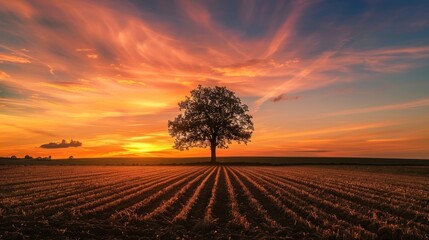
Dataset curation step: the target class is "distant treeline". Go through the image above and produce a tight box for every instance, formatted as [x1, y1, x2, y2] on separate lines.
[7, 155, 74, 160]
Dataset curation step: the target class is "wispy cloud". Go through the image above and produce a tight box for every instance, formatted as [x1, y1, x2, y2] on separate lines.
[293, 149, 332, 153]
[281, 122, 393, 139]
[3, 123, 58, 137]
[0, 71, 10, 79]
[212, 58, 295, 77]
[253, 49, 339, 112]
[262, 1, 310, 58]
[367, 138, 408, 143]
[0, 54, 31, 63]
[327, 98, 429, 117]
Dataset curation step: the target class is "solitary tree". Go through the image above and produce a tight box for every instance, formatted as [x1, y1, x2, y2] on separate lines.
[168, 85, 254, 163]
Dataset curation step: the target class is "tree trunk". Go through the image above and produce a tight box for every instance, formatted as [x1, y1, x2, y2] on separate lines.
[210, 144, 216, 163]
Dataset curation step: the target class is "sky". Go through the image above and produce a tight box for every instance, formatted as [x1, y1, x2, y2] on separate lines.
[0, 0, 429, 159]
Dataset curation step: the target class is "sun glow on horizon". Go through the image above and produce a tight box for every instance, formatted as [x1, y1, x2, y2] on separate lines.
[122, 142, 171, 154]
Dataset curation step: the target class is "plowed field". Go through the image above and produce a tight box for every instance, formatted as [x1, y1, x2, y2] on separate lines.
[1, 166, 428, 239]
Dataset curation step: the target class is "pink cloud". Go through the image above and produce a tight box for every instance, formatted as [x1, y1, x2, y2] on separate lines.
[0, 53, 31, 63]
[327, 98, 429, 117]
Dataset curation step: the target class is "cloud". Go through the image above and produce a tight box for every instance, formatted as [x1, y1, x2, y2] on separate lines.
[75, 48, 95, 52]
[281, 122, 393, 138]
[75, 48, 99, 59]
[262, 1, 311, 58]
[40, 139, 82, 149]
[4, 123, 58, 137]
[327, 46, 429, 74]
[253, 37, 352, 113]
[0, 71, 10, 79]
[293, 150, 332, 153]
[327, 97, 429, 117]
[86, 54, 98, 59]
[367, 138, 408, 143]
[38, 81, 96, 92]
[212, 58, 297, 77]
[272, 94, 300, 102]
[0, 53, 31, 63]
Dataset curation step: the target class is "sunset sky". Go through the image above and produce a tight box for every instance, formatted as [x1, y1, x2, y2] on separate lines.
[1, 0, 429, 159]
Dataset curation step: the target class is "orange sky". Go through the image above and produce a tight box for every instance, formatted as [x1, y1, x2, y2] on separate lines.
[1, 1, 429, 159]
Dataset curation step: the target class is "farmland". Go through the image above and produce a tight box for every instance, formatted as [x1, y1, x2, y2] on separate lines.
[0, 166, 428, 239]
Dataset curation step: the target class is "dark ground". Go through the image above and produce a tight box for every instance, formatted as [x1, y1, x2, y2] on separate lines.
[1, 164, 428, 239]
[1, 156, 429, 166]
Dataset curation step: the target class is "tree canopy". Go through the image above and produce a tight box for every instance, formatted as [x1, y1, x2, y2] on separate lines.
[168, 85, 254, 163]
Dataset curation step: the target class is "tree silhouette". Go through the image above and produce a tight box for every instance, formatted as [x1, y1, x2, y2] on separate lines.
[168, 85, 254, 163]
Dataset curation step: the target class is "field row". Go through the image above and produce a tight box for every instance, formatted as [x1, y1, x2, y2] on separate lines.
[1, 166, 428, 239]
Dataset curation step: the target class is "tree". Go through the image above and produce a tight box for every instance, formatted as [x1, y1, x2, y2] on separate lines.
[168, 85, 254, 163]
